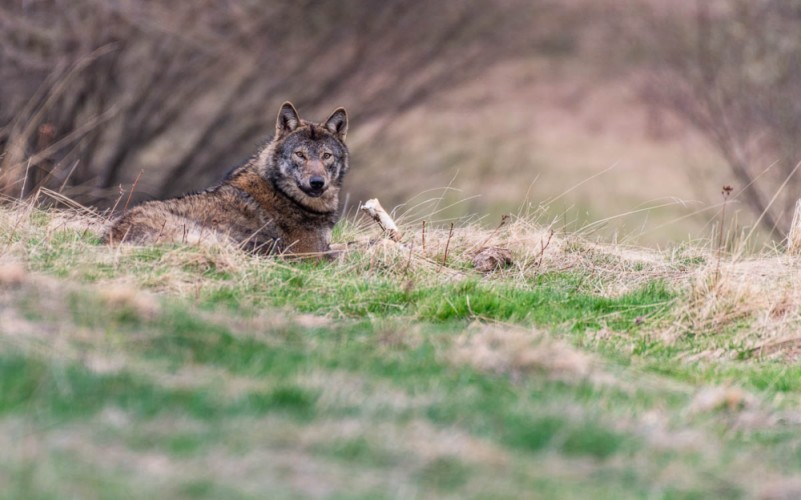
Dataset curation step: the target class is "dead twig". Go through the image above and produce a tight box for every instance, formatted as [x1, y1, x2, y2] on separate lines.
[442, 222, 454, 268]
[421, 220, 427, 256]
[534, 228, 554, 268]
[404, 242, 415, 275]
[715, 185, 733, 282]
[124, 169, 144, 212]
[109, 184, 126, 216]
[471, 213, 510, 253]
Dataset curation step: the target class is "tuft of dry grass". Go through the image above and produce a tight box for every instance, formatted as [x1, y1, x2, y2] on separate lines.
[671, 255, 801, 358]
[0, 261, 27, 287]
[342, 204, 685, 296]
[99, 285, 161, 320]
[449, 324, 594, 383]
[687, 386, 755, 414]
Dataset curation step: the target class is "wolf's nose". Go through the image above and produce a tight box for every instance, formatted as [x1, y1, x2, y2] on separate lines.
[309, 176, 325, 189]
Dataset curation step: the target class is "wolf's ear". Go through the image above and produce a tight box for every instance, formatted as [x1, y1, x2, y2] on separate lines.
[324, 108, 348, 140]
[276, 102, 300, 135]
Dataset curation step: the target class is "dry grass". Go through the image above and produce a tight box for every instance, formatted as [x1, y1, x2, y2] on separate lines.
[0, 261, 27, 287]
[343, 200, 680, 291]
[355, 54, 734, 245]
[670, 255, 801, 358]
[1, 197, 796, 337]
[6, 199, 801, 497]
[450, 323, 595, 383]
[3, 192, 801, 363]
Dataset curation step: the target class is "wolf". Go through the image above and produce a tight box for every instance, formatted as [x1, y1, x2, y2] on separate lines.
[105, 102, 349, 257]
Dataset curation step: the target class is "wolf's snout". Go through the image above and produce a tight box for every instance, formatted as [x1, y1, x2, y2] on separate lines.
[300, 175, 327, 197]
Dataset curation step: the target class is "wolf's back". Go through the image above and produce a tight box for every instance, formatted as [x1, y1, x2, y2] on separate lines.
[106, 198, 203, 246]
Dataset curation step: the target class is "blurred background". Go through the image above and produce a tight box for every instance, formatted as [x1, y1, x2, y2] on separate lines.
[2, 0, 800, 245]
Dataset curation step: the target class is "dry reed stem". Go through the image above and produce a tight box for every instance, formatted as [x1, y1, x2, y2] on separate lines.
[471, 214, 510, 253]
[441, 222, 455, 268]
[421, 220, 426, 256]
[124, 169, 144, 213]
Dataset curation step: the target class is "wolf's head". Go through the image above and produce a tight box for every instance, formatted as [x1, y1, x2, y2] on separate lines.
[262, 102, 349, 214]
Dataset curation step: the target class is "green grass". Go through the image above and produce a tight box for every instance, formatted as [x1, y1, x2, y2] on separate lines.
[1, 206, 800, 498]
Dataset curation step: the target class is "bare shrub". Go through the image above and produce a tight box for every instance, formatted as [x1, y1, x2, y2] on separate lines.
[0, 0, 550, 207]
[636, 0, 801, 237]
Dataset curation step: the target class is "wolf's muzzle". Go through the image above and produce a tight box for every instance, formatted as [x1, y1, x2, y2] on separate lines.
[301, 176, 327, 198]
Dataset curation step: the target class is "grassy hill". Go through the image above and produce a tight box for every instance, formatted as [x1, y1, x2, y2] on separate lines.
[2, 201, 801, 498]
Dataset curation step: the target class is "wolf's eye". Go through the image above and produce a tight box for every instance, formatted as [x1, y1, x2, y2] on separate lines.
[322, 152, 332, 160]
[294, 151, 306, 161]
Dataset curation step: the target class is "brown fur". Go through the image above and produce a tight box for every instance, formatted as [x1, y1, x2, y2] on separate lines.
[105, 102, 349, 257]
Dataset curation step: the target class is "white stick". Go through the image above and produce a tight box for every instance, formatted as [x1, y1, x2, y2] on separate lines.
[789, 199, 801, 255]
[361, 198, 403, 242]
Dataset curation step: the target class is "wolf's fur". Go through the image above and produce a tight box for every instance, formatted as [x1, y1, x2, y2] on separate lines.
[105, 102, 349, 256]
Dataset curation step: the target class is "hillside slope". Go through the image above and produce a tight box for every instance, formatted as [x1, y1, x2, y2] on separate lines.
[2, 203, 801, 498]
